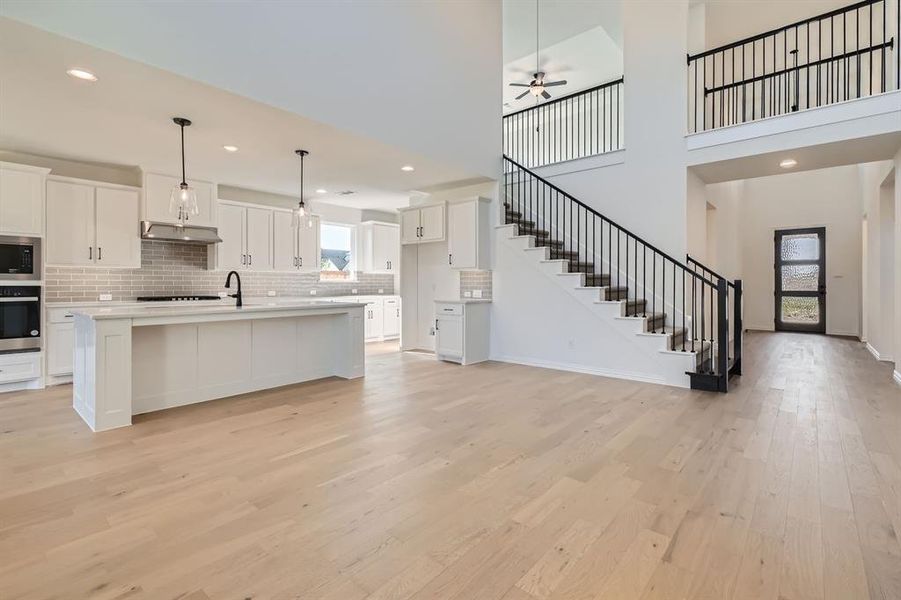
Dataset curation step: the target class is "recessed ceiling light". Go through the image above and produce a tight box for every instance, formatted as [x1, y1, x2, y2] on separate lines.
[780, 158, 797, 168]
[401, 165, 415, 172]
[315, 188, 327, 194]
[223, 145, 239, 152]
[66, 68, 97, 82]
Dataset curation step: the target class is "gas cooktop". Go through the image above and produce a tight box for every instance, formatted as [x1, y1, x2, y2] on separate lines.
[136, 295, 222, 302]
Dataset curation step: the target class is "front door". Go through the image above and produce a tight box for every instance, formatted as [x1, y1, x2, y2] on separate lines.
[774, 227, 826, 333]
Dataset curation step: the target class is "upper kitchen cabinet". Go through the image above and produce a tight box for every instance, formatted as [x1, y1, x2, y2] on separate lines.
[216, 201, 273, 271]
[46, 177, 141, 267]
[400, 202, 445, 244]
[360, 221, 399, 273]
[143, 172, 216, 227]
[0, 162, 50, 237]
[447, 197, 491, 270]
[272, 209, 319, 272]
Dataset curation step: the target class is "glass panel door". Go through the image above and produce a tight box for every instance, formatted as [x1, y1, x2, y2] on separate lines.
[774, 227, 825, 333]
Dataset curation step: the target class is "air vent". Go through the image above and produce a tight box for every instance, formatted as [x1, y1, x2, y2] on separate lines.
[337, 190, 356, 196]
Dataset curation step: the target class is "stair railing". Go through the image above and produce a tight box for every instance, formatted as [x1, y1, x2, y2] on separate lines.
[687, 0, 899, 133]
[503, 77, 624, 169]
[687, 255, 743, 378]
[503, 155, 734, 391]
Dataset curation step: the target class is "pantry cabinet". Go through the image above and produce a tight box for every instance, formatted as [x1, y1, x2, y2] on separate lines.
[447, 197, 491, 270]
[143, 172, 216, 227]
[400, 202, 445, 244]
[360, 221, 399, 273]
[46, 177, 141, 267]
[0, 162, 49, 236]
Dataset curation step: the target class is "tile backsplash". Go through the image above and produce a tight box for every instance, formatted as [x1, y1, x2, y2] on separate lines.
[459, 270, 492, 299]
[44, 241, 395, 303]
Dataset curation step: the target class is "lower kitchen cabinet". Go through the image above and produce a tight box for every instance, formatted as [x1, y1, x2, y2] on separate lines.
[434, 300, 490, 365]
[383, 297, 400, 338]
[363, 299, 383, 341]
[330, 295, 400, 342]
[46, 307, 77, 376]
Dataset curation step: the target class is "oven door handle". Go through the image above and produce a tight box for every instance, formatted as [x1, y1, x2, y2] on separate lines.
[0, 297, 39, 302]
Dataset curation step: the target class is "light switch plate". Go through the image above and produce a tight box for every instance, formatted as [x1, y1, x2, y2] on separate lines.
[99, 293, 112, 301]
[463, 291, 472, 298]
[352, 289, 358, 294]
[472, 290, 483, 298]
[218, 291, 228, 298]
[309, 289, 317, 295]
[378, 289, 384, 294]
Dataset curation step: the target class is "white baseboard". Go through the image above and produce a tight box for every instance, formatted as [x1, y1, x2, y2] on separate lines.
[866, 343, 893, 362]
[489, 353, 684, 388]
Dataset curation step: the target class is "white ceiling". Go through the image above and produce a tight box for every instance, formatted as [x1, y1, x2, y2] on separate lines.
[0, 19, 479, 211]
[502, 0, 622, 112]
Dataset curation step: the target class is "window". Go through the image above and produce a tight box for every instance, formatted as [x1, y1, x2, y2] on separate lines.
[320, 222, 354, 280]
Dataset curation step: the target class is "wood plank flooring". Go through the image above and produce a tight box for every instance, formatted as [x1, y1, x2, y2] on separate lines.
[0, 332, 899, 599]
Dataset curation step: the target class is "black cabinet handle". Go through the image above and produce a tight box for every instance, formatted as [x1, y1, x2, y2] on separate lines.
[89, 247, 92, 260]
[98, 247, 102, 260]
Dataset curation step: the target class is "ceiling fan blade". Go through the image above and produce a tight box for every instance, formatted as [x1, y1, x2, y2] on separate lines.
[515, 90, 531, 100]
[543, 80, 567, 87]
[508, 83, 530, 87]
[541, 90, 552, 99]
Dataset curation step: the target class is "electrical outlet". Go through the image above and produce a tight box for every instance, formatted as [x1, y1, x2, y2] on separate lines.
[218, 291, 228, 298]
[99, 293, 112, 301]
[352, 288, 358, 294]
[309, 289, 317, 295]
[378, 289, 384, 294]
[472, 290, 483, 298]
[463, 291, 472, 298]
[267, 290, 276, 297]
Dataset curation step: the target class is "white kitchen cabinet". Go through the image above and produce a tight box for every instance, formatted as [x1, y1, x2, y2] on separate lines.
[364, 299, 384, 341]
[48, 323, 75, 376]
[360, 221, 399, 273]
[0, 162, 49, 236]
[447, 197, 491, 270]
[399, 202, 445, 244]
[95, 187, 141, 267]
[297, 215, 320, 272]
[383, 297, 400, 338]
[46, 178, 141, 267]
[143, 172, 216, 227]
[272, 210, 296, 271]
[434, 300, 490, 365]
[217, 202, 273, 271]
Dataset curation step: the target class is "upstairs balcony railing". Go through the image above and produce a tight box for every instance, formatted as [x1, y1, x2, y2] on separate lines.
[503, 77, 624, 169]
[687, 0, 899, 133]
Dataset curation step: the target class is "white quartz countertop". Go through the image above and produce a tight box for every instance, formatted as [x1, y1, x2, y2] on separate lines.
[71, 299, 367, 321]
[435, 298, 492, 304]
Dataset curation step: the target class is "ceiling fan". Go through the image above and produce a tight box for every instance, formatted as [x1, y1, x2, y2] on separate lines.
[508, 0, 567, 101]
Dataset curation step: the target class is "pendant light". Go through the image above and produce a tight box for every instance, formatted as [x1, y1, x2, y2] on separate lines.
[169, 117, 199, 225]
[292, 149, 310, 229]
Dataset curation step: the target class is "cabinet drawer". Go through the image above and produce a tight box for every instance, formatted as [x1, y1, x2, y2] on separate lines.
[435, 302, 463, 316]
[48, 307, 78, 323]
[0, 353, 41, 383]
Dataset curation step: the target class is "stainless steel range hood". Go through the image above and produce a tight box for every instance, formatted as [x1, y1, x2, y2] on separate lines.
[140, 221, 222, 245]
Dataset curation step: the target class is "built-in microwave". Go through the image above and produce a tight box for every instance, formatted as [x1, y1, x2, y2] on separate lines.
[0, 286, 41, 352]
[0, 236, 41, 281]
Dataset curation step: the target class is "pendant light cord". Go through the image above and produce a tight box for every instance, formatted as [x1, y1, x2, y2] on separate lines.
[535, 0, 539, 76]
[300, 153, 305, 205]
[180, 122, 187, 187]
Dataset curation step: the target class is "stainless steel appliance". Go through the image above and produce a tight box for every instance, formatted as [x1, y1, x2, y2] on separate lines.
[0, 236, 41, 280]
[0, 286, 41, 352]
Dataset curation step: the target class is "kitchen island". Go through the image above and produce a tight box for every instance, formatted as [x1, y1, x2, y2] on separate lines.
[71, 300, 365, 431]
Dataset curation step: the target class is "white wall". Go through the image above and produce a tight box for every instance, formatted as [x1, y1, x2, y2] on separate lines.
[686, 169, 708, 260]
[1, 1, 502, 180]
[860, 161, 895, 358]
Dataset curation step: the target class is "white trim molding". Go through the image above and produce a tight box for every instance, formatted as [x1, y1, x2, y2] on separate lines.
[867, 342, 893, 362]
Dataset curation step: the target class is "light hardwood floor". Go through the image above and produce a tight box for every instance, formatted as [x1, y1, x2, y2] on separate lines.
[1, 332, 899, 599]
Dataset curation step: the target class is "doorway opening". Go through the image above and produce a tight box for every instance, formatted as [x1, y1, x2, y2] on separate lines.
[774, 227, 826, 333]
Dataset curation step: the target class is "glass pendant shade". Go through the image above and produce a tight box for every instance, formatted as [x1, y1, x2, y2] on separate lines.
[169, 182, 199, 223]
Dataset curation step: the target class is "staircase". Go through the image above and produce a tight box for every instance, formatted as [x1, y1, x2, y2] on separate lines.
[500, 155, 742, 392]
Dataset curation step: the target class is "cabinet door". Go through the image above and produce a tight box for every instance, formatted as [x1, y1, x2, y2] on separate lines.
[48, 322, 75, 375]
[244, 206, 272, 271]
[448, 200, 477, 269]
[366, 301, 384, 340]
[144, 173, 216, 227]
[46, 180, 95, 265]
[297, 215, 320, 272]
[272, 210, 296, 271]
[373, 224, 400, 272]
[419, 204, 445, 242]
[436, 315, 463, 357]
[95, 187, 140, 267]
[217, 204, 246, 270]
[400, 210, 420, 244]
[0, 168, 43, 235]
[383, 298, 400, 337]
